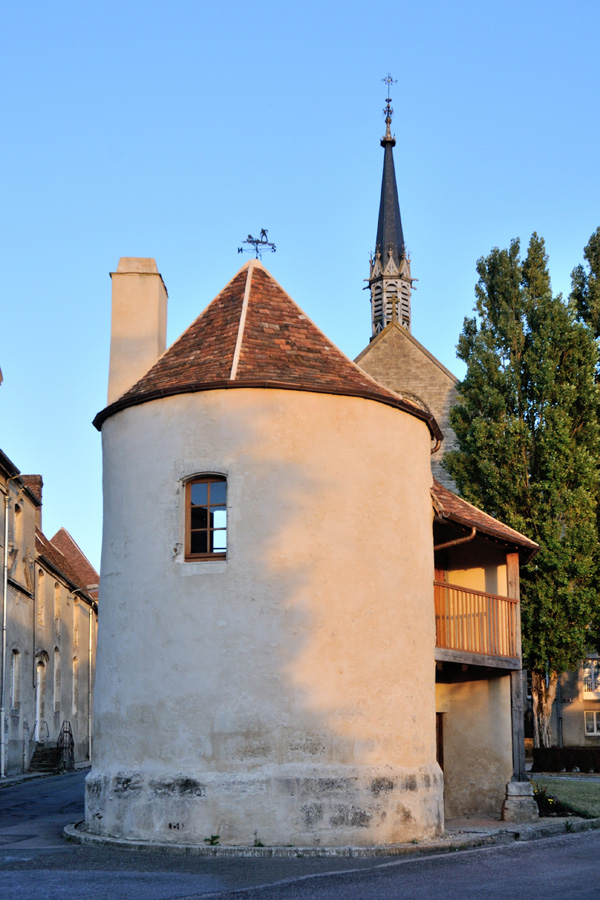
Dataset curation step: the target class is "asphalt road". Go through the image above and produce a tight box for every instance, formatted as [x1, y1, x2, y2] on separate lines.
[1, 770, 600, 899]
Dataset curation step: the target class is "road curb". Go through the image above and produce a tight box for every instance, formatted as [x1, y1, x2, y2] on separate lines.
[64, 817, 600, 858]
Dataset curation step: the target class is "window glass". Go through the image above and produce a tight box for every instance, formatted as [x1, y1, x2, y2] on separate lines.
[584, 711, 600, 735]
[190, 482, 208, 505]
[212, 530, 227, 551]
[210, 481, 227, 505]
[191, 507, 209, 529]
[186, 477, 227, 560]
[212, 509, 227, 529]
[583, 659, 600, 696]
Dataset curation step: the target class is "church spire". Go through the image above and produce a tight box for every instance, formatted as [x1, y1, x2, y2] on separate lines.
[369, 75, 413, 337]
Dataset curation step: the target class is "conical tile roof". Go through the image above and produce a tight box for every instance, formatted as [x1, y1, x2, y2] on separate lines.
[94, 260, 442, 439]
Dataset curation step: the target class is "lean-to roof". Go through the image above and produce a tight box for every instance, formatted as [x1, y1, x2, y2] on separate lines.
[432, 479, 539, 560]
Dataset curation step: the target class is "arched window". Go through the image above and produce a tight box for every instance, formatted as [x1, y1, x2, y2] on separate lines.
[37, 570, 45, 627]
[35, 659, 46, 739]
[185, 476, 227, 560]
[54, 582, 61, 639]
[10, 649, 21, 708]
[13, 503, 22, 548]
[54, 648, 61, 713]
[72, 657, 79, 715]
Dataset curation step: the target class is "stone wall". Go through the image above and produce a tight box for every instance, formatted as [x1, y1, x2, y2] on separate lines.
[356, 325, 459, 491]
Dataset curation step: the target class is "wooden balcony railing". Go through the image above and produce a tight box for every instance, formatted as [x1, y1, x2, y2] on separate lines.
[434, 580, 519, 660]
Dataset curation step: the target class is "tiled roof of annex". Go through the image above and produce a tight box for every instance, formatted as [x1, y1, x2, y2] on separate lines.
[36, 528, 99, 603]
[93, 260, 442, 439]
[432, 478, 539, 559]
[51, 527, 99, 600]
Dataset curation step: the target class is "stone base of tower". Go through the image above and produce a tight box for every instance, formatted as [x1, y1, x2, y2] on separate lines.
[85, 763, 444, 847]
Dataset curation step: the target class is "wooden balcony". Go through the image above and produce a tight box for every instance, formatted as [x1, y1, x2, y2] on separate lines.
[434, 580, 520, 670]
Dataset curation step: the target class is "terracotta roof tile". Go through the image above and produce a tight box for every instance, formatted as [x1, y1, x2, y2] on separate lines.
[93, 260, 442, 440]
[50, 527, 99, 599]
[432, 479, 538, 558]
[36, 528, 99, 601]
[20, 474, 43, 505]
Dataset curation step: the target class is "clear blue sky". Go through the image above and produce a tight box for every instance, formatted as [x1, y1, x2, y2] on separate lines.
[2, 0, 599, 570]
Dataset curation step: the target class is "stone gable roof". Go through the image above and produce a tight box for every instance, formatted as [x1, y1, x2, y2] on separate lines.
[355, 322, 459, 385]
[93, 260, 442, 439]
[432, 479, 538, 560]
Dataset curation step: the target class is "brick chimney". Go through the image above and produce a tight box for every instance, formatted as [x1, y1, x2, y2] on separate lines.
[20, 474, 43, 529]
[107, 258, 168, 405]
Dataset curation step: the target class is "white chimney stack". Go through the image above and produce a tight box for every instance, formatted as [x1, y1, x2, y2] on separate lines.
[107, 258, 168, 405]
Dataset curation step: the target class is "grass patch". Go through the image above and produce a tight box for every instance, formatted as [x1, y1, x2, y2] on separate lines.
[532, 777, 600, 818]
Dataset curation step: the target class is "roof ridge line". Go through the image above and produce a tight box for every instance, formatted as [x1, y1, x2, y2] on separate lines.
[230, 260, 256, 380]
[251, 266, 421, 405]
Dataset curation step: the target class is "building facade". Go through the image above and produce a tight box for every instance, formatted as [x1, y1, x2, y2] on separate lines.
[0, 449, 98, 777]
[545, 656, 600, 749]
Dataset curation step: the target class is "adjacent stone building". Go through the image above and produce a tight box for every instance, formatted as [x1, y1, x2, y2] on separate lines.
[0, 448, 98, 776]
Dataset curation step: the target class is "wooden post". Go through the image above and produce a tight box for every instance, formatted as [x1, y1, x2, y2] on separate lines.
[507, 552, 526, 781]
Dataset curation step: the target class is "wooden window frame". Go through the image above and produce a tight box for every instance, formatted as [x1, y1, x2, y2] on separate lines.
[185, 476, 227, 561]
[583, 659, 600, 698]
[585, 710, 600, 736]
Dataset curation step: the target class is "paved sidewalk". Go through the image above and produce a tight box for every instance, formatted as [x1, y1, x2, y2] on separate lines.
[64, 810, 600, 860]
[0, 761, 90, 789]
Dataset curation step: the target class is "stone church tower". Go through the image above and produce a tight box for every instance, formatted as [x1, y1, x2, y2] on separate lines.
[368, 85, 414, 335]
[358, 84, 459, 490]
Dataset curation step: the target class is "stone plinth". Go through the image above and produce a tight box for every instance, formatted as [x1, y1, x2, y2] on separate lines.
[501, 780, 539, 823]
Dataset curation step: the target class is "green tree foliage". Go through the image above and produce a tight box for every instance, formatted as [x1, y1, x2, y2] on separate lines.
[571, 227, 600, 339]
[444, 233, 600, 746]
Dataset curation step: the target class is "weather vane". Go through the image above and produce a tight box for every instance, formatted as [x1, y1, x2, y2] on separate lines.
[238, 229, 276, 259]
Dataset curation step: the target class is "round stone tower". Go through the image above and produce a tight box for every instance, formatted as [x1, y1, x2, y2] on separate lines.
[87, 258, 444, 846]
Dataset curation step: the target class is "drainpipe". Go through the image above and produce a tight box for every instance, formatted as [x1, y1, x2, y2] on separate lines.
[88, 604, 93, 761]
[1, 490, 8, 777]
[434, 527, 476, 552]
[556, 677, 563, 748]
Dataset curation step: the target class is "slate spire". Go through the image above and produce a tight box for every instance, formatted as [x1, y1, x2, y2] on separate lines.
[369, 76, 413, 336]
[375, 93, 405, 269]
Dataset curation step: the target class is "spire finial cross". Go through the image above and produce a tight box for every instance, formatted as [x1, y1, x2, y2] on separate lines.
[381, 74, 397, 141]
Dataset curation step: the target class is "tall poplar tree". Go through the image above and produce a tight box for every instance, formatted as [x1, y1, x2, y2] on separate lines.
[445, 233, 600, 747]
[572, 227, 600, 338]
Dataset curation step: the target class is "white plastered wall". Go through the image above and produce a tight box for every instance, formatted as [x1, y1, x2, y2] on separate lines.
[87, 388, 443, 846]
[436, 676, 513, 817]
